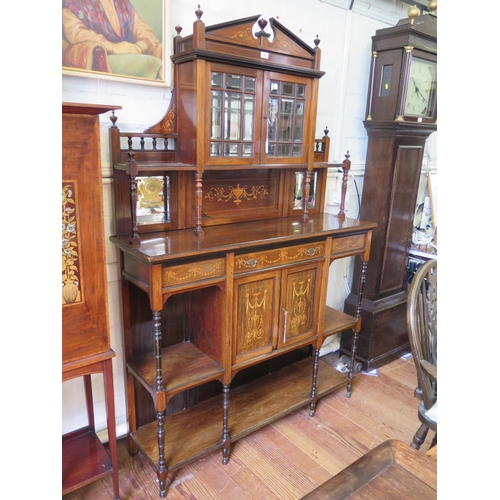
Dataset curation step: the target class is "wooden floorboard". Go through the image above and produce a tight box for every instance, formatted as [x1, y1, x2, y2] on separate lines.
[63, 353, 435, 499]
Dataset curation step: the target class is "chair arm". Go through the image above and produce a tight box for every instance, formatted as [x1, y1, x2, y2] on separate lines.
[420, 359, 437, 383]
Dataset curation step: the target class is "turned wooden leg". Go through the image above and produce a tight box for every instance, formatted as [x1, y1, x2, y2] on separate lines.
[222, 383, 230, 464]
[411, 423, 429, 450]
[156, 409, 168, 497]
[309, 347, 320, 416]
[346, 260, 368, 397]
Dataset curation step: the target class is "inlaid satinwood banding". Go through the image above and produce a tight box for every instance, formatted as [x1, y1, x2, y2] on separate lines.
[162, 259, 225, 287]
[235, 243, 324, 273]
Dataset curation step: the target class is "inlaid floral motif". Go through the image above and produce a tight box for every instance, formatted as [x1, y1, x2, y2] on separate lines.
[62, 183, 81, 304]
[205, 184, 268, 205]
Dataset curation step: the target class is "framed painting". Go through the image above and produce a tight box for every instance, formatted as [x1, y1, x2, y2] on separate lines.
[62, 0, 171, 86]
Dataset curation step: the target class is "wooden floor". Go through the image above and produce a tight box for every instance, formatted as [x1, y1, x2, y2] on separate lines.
[64, 352, 435, 500]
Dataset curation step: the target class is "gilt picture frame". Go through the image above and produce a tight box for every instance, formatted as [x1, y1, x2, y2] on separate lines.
[62, 0, 171, 86]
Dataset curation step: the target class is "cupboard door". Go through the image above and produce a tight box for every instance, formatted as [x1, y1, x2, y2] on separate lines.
[278, 264, 320, 348]
[233, 270, 279, 366]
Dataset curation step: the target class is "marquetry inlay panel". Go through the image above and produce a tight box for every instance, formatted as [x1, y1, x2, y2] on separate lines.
[280, 267, 317, 345]
[62, 182, 82, 305]
[233, 273, 278, 363]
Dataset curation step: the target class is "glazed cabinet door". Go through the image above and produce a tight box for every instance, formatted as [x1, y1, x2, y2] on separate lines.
[278, 263, 321, 349]
[207, 63, 263, 166]
[261, 72, 313, 165]
[232, 270, 280, 366]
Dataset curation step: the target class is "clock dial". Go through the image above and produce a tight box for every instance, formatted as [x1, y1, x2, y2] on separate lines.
[405, 57, 436, 117]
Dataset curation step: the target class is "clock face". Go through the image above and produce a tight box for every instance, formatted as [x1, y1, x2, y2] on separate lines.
[405, 57, 437, 118]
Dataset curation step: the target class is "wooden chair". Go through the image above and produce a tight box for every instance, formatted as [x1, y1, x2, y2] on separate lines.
[406, 259, 437, 450]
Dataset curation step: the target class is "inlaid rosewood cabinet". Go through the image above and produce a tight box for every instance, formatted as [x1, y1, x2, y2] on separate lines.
[109, 11, 376, 498]
[62, 103, 120, 499]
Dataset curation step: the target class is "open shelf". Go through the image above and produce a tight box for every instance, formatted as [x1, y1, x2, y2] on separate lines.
[62, 427, 113, 495]
[127, 341, 224, 396]
[323, 305, 358, 337]
[130, 354, 346, 473]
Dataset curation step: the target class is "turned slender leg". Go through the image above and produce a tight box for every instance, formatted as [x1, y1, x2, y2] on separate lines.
[347, 260, 368, 397]
[152, 310, 169, 497]
[309, 347, 320, 416]
[222, 384, 230, 464]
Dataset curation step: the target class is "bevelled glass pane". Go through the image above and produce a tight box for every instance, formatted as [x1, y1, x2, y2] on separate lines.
[282, 82, 294, 96]
[226, 74, 242, 90]
[224, 143, 240, 156]
[225, 93, 241, 140]
[293, 144, 301, 157]
[210, 142, 222, 156]
[293, 171, 317, 210]
[297, 85, 306, 97]
[245, 77, 256, 92]
[243, 95, 254, 141]
[268, 98, 278, 141]
[270, 81, 279, 94]
[268, 143, 276, 156]
[211, 72, 222, 87]
[243, 144, 252, 156]
[279, 99, 293, 141]
[278, 144, 291, 156]
[211, 91, 222, 140]
[136, 175, 170, 224]
[294, 108, 303, 141]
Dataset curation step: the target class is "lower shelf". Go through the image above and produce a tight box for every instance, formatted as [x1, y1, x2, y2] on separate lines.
[62, 427, 113, 495]
[130, 354, 346, 474]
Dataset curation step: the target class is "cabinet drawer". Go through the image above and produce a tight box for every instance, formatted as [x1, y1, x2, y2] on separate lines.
[331, 234, 366, 258]
[162, 258, 225, 288]
[235, 242, 324, 274]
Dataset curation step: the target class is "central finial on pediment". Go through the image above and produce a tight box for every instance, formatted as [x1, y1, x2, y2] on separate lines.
[255, 17, 271, 38]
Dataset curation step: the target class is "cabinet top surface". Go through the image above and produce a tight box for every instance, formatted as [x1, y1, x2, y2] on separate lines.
[110, 213, 376, 263]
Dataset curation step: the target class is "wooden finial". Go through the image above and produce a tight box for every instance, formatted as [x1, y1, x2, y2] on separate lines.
[110, 110, 118, 128]
[314, 35, 320, 48]
[255, 18, 270, 38]
[175, 25, 182, 36]
[323, 126, 329, 138]
[195, 4, 203, 21]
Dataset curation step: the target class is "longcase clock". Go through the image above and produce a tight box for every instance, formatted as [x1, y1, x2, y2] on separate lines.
[342, 5, 437, 369]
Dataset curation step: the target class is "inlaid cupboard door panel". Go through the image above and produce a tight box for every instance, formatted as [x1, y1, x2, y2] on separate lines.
[278, 264, 320, 349]
[232, 270, 280, 366]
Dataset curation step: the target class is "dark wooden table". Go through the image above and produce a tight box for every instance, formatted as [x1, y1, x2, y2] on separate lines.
[301, 439, 437, 499]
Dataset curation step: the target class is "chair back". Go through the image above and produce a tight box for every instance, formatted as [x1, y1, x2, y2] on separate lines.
[406, 259, 437, 412]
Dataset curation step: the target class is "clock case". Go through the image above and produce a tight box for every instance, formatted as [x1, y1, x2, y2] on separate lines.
[365, 12, 437, 124]
[341, 11, 437, 370]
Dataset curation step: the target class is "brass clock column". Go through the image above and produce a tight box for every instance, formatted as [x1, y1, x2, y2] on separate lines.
[341, 4, 437, 369]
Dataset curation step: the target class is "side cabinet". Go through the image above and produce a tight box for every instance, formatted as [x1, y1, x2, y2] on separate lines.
[62, 103, 121, 499]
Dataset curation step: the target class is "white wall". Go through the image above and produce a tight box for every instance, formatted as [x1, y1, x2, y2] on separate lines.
[61, 0, 438, 440]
